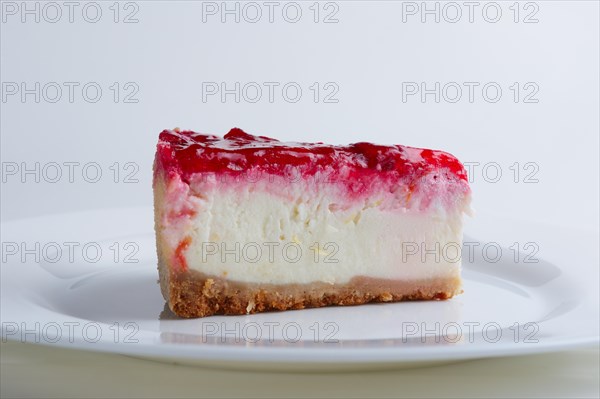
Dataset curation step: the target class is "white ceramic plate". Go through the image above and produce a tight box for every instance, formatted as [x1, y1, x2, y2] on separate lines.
[1, 208, 598, 371]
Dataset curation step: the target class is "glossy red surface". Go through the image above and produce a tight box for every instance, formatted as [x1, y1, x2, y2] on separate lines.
[155, 128, 468, 188]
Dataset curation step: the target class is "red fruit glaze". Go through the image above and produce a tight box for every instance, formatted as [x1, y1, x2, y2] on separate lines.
[154, 128, 468, 188]
[174, 236, 191, 272]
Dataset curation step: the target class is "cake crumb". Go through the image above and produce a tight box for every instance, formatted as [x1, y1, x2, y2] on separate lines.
[202, 279, 215, 296]
[381, 293, 393, 302]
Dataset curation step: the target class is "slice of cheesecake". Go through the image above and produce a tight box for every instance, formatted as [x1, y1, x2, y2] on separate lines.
[153, 128, 471, 318]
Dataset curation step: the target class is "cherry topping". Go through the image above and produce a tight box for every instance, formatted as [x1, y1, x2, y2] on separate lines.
[155, 128, 468, 188]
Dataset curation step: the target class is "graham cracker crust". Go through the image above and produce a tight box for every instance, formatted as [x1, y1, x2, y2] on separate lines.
[158, 263, 462, 318]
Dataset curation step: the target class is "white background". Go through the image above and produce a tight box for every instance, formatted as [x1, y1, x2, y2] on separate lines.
[1, 0, 598, 236]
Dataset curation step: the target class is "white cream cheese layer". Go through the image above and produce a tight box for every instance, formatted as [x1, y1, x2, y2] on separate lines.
[174, 180, 468, 285]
